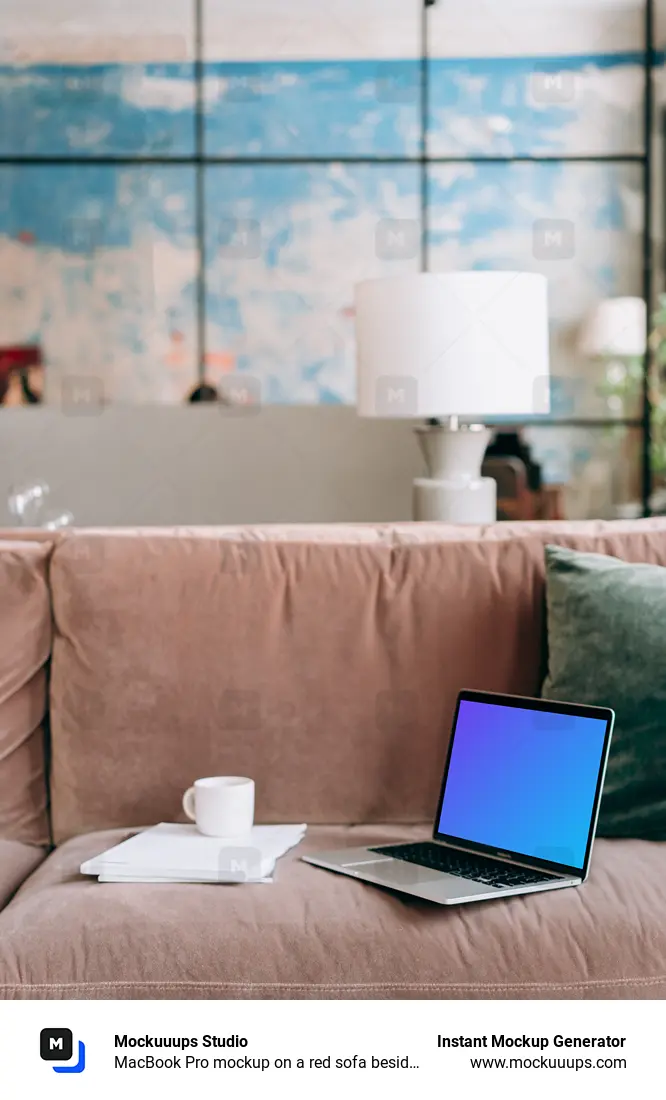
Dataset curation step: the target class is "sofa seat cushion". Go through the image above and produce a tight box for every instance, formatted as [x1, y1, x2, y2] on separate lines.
[0, 840, 46, 911]
[0, 825, 664, 999]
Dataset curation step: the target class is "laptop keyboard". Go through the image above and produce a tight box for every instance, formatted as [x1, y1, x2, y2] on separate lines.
[368, 842, 559, 889]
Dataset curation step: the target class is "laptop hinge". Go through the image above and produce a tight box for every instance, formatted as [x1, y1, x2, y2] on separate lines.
[433, 838, 572, 878]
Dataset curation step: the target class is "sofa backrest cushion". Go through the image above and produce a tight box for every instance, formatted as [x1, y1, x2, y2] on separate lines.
[48, 524, 666, 841]
[0, 540, 53, 845]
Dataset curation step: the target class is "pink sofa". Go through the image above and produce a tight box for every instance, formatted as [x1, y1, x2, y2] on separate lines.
[1, 520, 666, 1000]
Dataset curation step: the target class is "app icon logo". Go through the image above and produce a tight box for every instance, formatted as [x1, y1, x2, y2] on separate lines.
[40, 1028, 86, 1073]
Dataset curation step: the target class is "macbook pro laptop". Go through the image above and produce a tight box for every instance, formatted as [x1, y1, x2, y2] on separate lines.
[303, 690, 614, 905]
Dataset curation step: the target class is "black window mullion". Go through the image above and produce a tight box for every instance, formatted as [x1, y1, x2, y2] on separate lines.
[641, 0, 655, 514]
[195, 0, 206, 384]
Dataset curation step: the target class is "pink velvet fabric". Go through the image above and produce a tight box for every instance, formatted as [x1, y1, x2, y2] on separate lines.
[0, 827, 661, 999]
[0, 541, 52, 845]
[0, 839, 45, 912]
[48, 522, 666, 842]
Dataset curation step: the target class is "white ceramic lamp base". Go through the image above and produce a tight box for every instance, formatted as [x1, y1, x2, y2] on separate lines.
[413, 423, 496, 523]
[413, 477, 496, 522]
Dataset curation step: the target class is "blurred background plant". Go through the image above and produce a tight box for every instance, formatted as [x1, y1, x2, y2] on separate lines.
[649, 294, 666, 482]
[594, 295, 666, 485]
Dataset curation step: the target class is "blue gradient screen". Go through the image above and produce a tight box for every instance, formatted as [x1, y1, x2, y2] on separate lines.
[436, 700, 608, 870]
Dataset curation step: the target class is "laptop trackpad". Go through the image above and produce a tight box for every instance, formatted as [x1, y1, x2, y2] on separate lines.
[355, 858, 447, 888]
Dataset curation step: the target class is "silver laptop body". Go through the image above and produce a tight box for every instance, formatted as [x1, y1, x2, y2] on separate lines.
[303, 690, 614, 906]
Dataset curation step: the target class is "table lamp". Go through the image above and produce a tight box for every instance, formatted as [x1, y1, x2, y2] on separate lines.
[355, 272, 550, 522]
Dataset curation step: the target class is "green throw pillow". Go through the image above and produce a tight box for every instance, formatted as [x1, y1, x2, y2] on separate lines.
[542, 543, 666, 839]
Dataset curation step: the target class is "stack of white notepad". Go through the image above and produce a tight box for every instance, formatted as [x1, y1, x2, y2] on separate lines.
[80, 822, 307, 883]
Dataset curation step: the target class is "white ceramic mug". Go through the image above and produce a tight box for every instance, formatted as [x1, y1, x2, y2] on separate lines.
[182, 776, 255, 838]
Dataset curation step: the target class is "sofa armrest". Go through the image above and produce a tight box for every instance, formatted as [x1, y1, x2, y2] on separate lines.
[0, 839, 46, 911]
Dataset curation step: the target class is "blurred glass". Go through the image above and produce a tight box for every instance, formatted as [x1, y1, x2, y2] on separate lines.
[40, 510, 75, 531]
[7, 481, 74, 528]
[7, 480, 50, 525]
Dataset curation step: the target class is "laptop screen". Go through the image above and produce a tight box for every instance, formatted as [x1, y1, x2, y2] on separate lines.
[435, 697, 609, 872]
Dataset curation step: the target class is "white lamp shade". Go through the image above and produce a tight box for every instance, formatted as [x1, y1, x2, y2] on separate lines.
[355, 271, 550, 418]
[578, 297, 647, 358]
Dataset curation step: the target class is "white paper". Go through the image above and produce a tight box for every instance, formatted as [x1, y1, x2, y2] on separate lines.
[96, 873, 274, 884]
[80, 822, 307, 884]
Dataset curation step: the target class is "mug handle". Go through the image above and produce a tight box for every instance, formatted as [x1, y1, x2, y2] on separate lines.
[182, 787, 196, 822]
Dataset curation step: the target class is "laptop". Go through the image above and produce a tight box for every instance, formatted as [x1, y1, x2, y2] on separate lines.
[303, 690, 614, 905]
